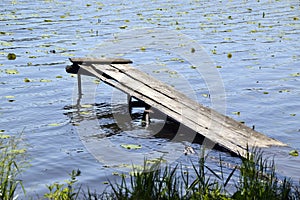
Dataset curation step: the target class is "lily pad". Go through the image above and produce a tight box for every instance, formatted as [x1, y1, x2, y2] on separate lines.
[291, 72, 300, 77]
[1, 41, 12, 47]
[5, 95, 15, 99]
[232, 111, 241, 116]
[289, 150, 299, 157]
[5, 69, 19, 74]
[48, 123, 61, 127]
[81, 104, 93, 108]
[119, 25, 127, 29]
[7, 53, 16, 60]
[24, 78, 31, 82]
[0, 134, 10, 139]
[93, 79, 100, 84]
[120, 144, 142, 150]
[40, 79, 52, 82]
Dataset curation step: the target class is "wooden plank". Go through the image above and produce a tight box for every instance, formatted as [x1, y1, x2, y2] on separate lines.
[107, 64, 285, 147]
[85, 64, 286, 157]
[69, 57, 132, 65]
[67, 58, 287, 157]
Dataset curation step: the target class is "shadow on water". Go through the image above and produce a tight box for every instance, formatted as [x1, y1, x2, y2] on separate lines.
[63, 101, 236, 157]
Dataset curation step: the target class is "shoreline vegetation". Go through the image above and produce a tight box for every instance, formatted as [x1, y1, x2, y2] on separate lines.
[1, 135, 299, 200]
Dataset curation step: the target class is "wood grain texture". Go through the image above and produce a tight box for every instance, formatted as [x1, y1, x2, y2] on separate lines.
[68, 58, 287, 157]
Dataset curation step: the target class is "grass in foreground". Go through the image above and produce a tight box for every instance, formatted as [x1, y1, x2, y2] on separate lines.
[1, 134, 299, 200]
[98, 148, 300, 200]
[0, 134, 26, 200]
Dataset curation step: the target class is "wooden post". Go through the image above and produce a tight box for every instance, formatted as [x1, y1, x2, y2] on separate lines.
[127, 95, 133, 117]
[142, 105, 152, 126]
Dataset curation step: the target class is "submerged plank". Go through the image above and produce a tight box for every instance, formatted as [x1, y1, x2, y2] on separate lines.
[67, 58, 287, 157]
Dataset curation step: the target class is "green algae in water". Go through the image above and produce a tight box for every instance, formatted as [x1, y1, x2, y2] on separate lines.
[289, 150, 299, 157]
[5, 69, 18, 74]
[24, 78, 31, 82]
[120, 144, 142, 150]
[7, 53, 16, 60]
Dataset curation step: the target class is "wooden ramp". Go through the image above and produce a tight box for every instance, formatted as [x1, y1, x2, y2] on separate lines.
[66, 57, 287, 157]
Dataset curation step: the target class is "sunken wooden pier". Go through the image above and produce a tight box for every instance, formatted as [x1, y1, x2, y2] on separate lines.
[66, 57, 287, 157]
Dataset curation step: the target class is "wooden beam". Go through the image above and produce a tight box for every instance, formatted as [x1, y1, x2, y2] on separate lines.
[67, 58, 287, 157]
[69, 57, 133, 65]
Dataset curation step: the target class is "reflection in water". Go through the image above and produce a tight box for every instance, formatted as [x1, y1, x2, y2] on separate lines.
[63, 99, 234, 161]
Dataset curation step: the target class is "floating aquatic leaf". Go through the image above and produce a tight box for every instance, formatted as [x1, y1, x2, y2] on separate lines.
[279, 89, 290, 93]
[48, 123, 60, 127]
[0, 130, 5, 133]
[232, 111, 240, 116]
[79, 111, 90, 115]
[93, 79, 100, 84]
[102, 181, 109, 185]
[191, 48, 195, 53]
[44, 19, 52, 22]
[7, 53, 16, 60]
[190, 66, 197, 69]
[112, 172, 119, 176]
[263, 91, 269, 94]
[28, 55, 37, 58]
[5, 69, 19, 74]
[289, 150, 299, 157]
[202, 93, 209, 98]
[5, 95, 15, 99]
[24, 78, 31, 82]
[81, 104, 93, 108]
[0, 134, 10, 139]
[227, 53, 232, 58]
[291, 72, 300, 77]
[119, 25, 127, 29]
[40, 79, 52, 82]
[1, 41, 12, 47]
[140, 47, 146, 51]
[56, 75, 63, 78]
[0, 32, 13, 36]
[120, 144, 142, 150]
[293, 17, 299, 21]
[216, 66, 222, 68]
[211, 49, 217, 54]
[27, 62, 32, 66]
[290, 114, 296, 116]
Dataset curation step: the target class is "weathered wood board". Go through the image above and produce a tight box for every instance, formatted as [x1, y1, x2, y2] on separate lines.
[67, 57, 287, 157]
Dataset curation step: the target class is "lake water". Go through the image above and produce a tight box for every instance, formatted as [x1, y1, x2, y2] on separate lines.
[0, 0, 299, 198]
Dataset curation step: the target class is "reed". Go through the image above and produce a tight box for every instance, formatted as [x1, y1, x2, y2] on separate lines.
[0, 134, 26, 200]
[101, 148, 299, 200]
